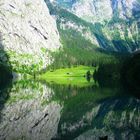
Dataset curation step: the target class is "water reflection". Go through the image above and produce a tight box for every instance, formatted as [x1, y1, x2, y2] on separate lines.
[50, 84, 140, 140]
[0, 80, 61, 140]
[0, 79, 139, 140]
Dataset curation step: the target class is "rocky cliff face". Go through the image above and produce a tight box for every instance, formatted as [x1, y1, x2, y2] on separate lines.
[72, 0, 113, 23]
[0, 0, 60, 73]
[49, 0, 140, 52]
[51, 0, 136, 23]
[72, 0, 137, 23]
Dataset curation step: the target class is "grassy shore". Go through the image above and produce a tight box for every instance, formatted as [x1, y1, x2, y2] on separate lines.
[40, 65, 97, 87]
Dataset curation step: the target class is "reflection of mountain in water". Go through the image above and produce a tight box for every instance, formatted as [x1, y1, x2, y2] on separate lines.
[49, 84, 140, 140]
[0, 80, 61, 140]
[0, 80, 139, 140]
[64, 97, 140, 140]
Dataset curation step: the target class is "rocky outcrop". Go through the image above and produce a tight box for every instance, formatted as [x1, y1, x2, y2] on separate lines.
[51, 0, 136, 23]
[72, 0, 137, 23]
[0, 0, 60, 73]
[72, 0, 113, 23]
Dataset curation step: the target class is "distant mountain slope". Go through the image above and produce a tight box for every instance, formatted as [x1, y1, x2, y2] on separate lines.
[46, 0, 140, 53]
[44, 1, 123, 69]
[50, 0, 137, 23]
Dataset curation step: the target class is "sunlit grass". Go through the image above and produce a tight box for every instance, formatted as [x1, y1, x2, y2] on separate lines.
[40, 65, 97, 87]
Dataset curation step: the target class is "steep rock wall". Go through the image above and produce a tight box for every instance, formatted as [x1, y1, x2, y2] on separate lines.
[0, 0, 60, 73]
[51, 0, 136, 23]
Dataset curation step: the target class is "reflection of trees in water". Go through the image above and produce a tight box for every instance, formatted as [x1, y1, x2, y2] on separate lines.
[0, 34, 13, 121]
[47, 76, 140, 140]
[0, 77, 139, 140]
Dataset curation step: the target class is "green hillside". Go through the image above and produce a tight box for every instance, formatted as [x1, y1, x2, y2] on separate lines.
[45, 1, 125, 70]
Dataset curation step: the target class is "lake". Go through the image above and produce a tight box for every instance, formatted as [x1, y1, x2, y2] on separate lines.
[0, 78, 139, 140]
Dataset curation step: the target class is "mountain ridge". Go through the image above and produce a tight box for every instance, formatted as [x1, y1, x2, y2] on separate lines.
[50, 0, 138, 23]
[46, 0, 140, 53]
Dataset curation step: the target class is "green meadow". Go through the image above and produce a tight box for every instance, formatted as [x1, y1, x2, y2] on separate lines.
[40, 65, 97, 87]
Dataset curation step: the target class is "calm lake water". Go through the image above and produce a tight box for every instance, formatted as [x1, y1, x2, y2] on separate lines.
[0, 78, 140, 140]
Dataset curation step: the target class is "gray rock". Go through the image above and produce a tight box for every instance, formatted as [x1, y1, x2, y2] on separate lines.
[0, 0, 61, 73]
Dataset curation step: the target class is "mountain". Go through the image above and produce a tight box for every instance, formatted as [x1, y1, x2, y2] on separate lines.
[49, 0, 140, 53]
[45, 0, 121, 69]
[50, 0, 139, 23]
[0, 0, 60, 74]
[0, 0, 139, 74]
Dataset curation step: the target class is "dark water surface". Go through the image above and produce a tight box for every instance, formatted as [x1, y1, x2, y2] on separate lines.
[0, 79, 139, 140]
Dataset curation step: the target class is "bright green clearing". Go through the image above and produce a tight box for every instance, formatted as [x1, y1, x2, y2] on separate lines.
[40, 65, 97, 87]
